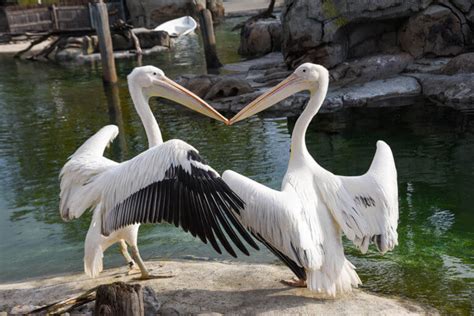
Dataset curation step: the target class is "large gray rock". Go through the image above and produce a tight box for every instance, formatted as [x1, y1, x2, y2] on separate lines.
[281, 0, 474, 69]
[238, 18, 282, 57]
[281, 0, 434, 68]
[100, 30, 170, 52]
[330, 53, 414, 85]
[133, 29, 170, 48]
[177, 75, 253, 100]
[399, 5, 465, 58]
[409, 73, 474, 109]
[440, 52, 474, 74]
[204, 78, 253, 100]
[451, 0, 472, 12]
[212, 75, 421, 115]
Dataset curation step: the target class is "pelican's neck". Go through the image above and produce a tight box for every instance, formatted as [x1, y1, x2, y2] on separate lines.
[128, 81, 163, 147]
[291, 76, 329, 157]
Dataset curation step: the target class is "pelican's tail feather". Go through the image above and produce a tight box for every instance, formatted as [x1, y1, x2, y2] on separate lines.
[84, 208, 105, 278]
[306, 259, 361, 296]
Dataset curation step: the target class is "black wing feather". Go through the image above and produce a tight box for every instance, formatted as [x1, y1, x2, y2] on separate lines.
[103, 150, 258, 258]
[252, 232, 307, 281]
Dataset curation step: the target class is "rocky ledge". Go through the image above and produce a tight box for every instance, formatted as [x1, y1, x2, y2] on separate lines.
[0, 260, 436, 315]
[177, 52, 474, 116]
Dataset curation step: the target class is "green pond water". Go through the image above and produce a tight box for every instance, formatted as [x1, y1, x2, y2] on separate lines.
[0, 19, 473, 315]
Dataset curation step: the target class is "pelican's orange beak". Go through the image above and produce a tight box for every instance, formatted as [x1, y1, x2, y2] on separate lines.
[230, 74, 304, 125]
[150, 77, 229, 124]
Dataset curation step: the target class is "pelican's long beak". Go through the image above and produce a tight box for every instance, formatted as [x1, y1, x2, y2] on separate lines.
[230, 74, 305, 125]
[150, 77, 228, 123]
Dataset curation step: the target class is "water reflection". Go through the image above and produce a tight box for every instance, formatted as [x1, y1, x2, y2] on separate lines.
[104, 83, 128, 158]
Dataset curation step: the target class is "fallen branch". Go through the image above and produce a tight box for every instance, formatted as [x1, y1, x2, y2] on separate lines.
[29, 286, 97, 315]
[14, 33, 52, 59]
[27, 36, 61, 60]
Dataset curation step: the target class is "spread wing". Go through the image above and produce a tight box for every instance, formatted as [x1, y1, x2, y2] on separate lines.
[89, 139, 259, 258]
[59, 125, 119, 221]
[223, 170, 323, 274]
[318, 141, 399, 254]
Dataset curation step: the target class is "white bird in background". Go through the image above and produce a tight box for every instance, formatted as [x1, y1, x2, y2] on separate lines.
[59, 66, 259, 279]
[224, 63, 399, 296]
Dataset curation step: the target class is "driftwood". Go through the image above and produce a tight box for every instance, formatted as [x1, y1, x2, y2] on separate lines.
[13, 30, 94, 59]
[29, 286, 97, 315]
[96, 282, 144, 316]
[231, 0, 276, 31]
[27, 36, 61, 60]
[14, 33, 52, 58]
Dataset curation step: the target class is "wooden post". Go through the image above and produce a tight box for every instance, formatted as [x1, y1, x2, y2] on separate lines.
[92, 0, 118, 84]
[51, 4, 59, 31]
[198, 8, 222, 69]
[95, 282, 144, 316]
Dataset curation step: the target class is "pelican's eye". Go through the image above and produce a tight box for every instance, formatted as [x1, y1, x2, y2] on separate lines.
[153, 72, 157, 76]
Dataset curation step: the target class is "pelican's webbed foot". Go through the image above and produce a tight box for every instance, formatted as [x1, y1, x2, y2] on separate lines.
[281, 277, 307, 288]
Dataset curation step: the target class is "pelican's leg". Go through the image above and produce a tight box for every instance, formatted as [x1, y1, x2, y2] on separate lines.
[119, 240, 140, 275]
[130, 245, 174, 280]
[281, 277, 307, 288]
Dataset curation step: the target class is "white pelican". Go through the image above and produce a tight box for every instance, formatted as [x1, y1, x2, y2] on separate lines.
[224, 63, 399, 296]
[59, 66, 258, 279]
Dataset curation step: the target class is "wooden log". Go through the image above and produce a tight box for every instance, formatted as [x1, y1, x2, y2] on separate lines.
[14, 32, 51, 58]
[95, 282, 144, 316]
[91, 0, 118, 84]
[198, 8, 222, 69]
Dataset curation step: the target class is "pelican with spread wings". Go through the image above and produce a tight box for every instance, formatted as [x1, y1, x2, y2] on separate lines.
[224, 63, 399, 296]
[59, 66, 258, 279]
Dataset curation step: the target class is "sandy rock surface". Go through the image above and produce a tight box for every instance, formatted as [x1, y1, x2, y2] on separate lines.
[0, 260, 436, 315]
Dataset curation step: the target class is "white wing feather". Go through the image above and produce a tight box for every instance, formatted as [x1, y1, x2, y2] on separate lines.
[223, 170, 323, 269]
[88, 139, 209, 221]
[59, 125, 119, 221]
[318, 141, 399, 254]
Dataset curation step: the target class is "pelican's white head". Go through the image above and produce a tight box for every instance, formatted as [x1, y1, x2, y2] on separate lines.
[127, 65, 227, 123]
[230, 63, 329, 124]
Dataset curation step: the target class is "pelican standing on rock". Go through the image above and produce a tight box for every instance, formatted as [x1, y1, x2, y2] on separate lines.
[59, 66, 258, 279]
[224, 63, 399, 296]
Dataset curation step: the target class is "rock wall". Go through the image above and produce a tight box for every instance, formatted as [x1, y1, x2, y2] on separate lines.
[238, 19, 282, 57]
[125, 0, 224, 28]
[281, 0, 474, 68]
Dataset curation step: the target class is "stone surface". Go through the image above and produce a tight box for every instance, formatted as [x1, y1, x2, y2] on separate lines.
[224, 52, 284, 73]
[281, 0, 434, 68]
[133, 29, 171, 49]
[281, 0, 473, 69]
[331, 76, 422, 108]
[177, 75, 253, 100]
[238, 18, 282, 57]
[405, 58, 451, 73]
[451, 0, 472, 12]
[211, 75, 422, 115]
[0, 260, 435, 315]
[440, 52, 474, 74]
[330, 53, 414, 85]
[178, 75, 214, 98]
[408, 73, 474, 109]
[204, 78, 253, 100]
[143, 286, 161, 315]
[399, 5, 465, 58]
